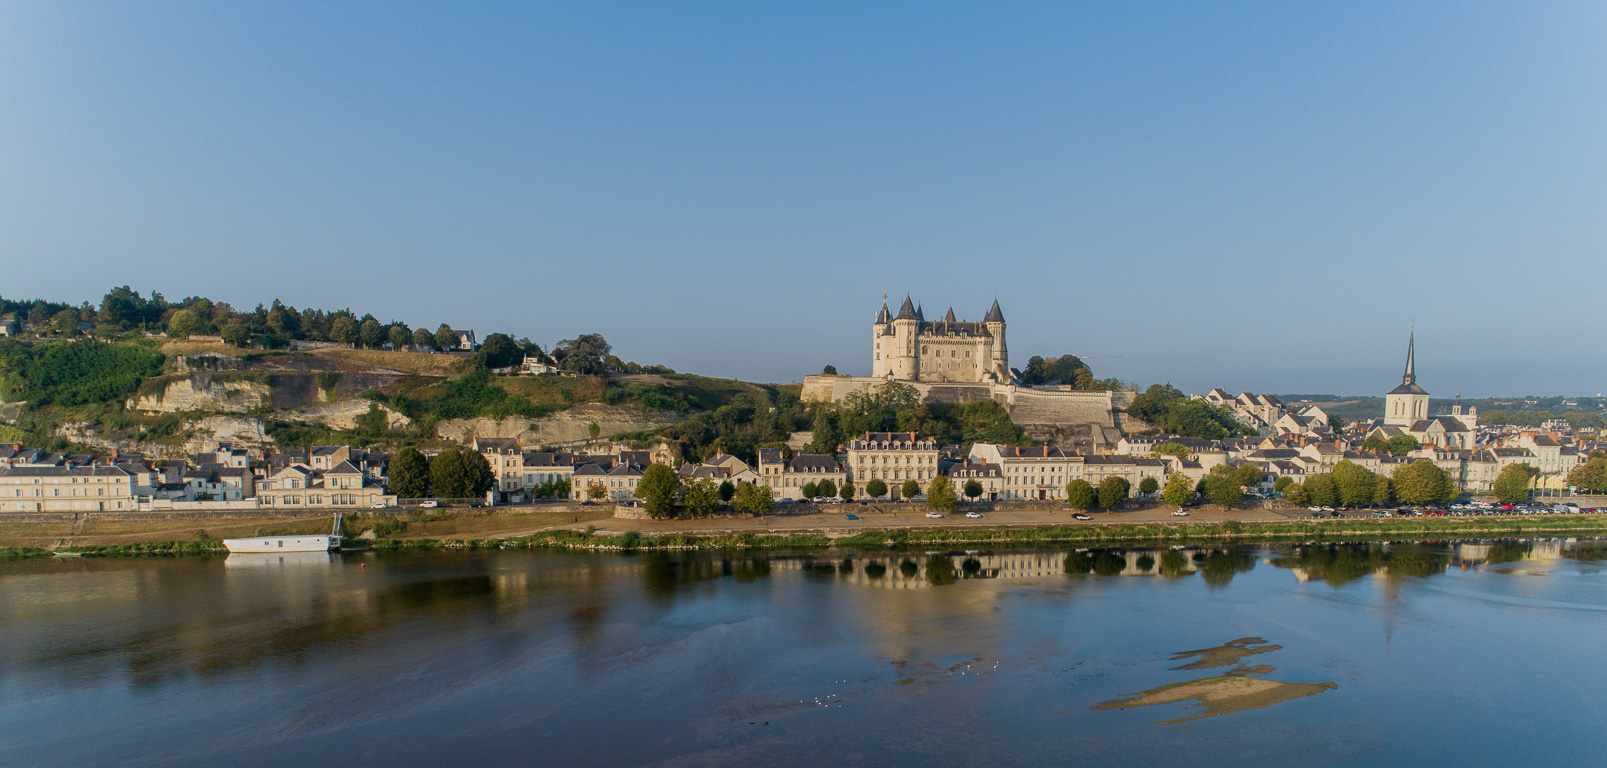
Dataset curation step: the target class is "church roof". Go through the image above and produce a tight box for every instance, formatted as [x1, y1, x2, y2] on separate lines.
[895, 296, 919, 321]
[1388, 381, 1429, 395]
[1389, 329, 1428, 395]
[983, 299, 1004, 323]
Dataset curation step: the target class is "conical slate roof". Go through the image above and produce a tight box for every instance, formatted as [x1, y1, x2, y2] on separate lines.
[875, 300, 890, 324]
[943, 306, 956, 322]
[916, 303, 925, 321]
[895, 296, 919, 321]
[983, 299, 1004, 323]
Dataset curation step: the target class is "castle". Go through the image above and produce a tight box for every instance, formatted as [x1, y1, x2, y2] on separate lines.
[871, 295, 1012, 384]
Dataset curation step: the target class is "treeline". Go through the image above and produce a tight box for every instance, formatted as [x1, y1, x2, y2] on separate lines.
[0, 287, 674, 376]
[1126, 384, 1251, 440]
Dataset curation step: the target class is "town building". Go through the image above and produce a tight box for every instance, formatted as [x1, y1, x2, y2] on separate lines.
[756, 448, 847, 500]
[846, 432, 940, 488]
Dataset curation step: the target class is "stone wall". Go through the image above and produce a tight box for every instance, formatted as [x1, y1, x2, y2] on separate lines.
[800, 375, 1125, 451]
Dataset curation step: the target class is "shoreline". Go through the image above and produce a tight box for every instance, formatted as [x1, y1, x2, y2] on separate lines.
[6, 514, 1605, 559]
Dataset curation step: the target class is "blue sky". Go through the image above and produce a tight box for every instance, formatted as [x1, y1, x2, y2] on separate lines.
[3, 2, 1603, 397]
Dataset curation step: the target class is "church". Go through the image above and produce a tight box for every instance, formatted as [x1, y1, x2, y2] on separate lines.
[871, 295, 1013, 384]
[1368, 331, 1478, 449]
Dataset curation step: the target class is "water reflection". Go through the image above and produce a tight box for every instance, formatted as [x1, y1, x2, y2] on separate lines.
[1, 539, 1597, 696]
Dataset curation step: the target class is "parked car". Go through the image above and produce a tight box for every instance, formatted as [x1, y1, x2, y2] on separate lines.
[419, 500, 438, 508]
[965, 511, 983, 519]
[1072, 513, 1092, 521]
[370, 503, 388, 509]
[925, 512, 944, 519]
[1172, 509, 1189, 517]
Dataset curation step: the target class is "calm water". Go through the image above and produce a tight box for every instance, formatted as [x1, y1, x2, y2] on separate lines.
[3, 539, 1605, 767]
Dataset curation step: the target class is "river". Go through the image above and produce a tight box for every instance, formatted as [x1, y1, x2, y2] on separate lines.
[2, 539, 1604, 766]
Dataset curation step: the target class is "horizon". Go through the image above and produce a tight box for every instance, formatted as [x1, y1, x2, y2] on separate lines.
[3, 2, 1603, 397]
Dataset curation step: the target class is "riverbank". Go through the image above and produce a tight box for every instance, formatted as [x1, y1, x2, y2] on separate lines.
[8, 514, 1605, 559]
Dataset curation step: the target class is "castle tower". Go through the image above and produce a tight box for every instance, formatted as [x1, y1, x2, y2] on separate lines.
[983, 299, 1007, 382]
[890, 295, 920, 380]
[1384, 330, 1430, 427]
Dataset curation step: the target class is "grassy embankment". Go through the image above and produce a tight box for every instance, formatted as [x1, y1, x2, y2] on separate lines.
[5, 515, 1605, 560]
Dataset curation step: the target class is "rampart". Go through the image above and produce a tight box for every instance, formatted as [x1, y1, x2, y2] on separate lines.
[800, 375, 1129, 450]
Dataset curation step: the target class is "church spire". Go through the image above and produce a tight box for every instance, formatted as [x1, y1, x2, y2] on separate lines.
[1402, 328, 1416, 386]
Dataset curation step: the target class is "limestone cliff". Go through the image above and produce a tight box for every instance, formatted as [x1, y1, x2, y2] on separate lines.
[436, 403, 684, 446]
[131, 374, 270, 414]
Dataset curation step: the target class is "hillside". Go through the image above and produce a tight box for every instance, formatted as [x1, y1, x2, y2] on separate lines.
[0, 337, 810, 461]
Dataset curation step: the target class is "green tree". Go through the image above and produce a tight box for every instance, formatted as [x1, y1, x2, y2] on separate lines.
[435, 324, 459, 350]
[816, 479, 837, 499]
[1567, 456, 1607, 493]
[478, 332, 523, 369]
[586, 481, 608, 502]
[587, 422, 601, 439]
[1163, 472, 1195, 506]
[220, 319, 250, 347]
[1096, 476, 1131, 509]
[901, 479, 921, 500]
[1065, 479, 1096, 509]
[1273, 475, 1295, 495]
[1384, 435, 1420, 457]
[635, 463, 681, 518]
[865, 478, 888, 499]
[387, 324, 411, 350]
[428, 447, 494, 498]
[51, 309, 78, 336]
[840, 481, 855, 502]
[964, 479, 983, 500]
[1304, 474, 1339, 506]
[412, 327, 435, 350]
[358, 317, 384, 349]
[166, 309, 201, 339]
[801, 481, 819, 499]
[1362, 435, 1388, 453]
[926, 475, 957, 511]
[1151, 442, 1191, 459]
[822, 364, 838, 375]
[329, 315, 358, 346]
[1138, 477, 1159, 495]
[1492, 463, 1537, 505]
[388, 447, 430, 498]
[1372, 476, 1394, 506]
[1283, 482, 1309, 506]
[1202, 465, 1244, 507]
[1392, 460, 1453, 505]
[682, 477, 720, 517]
[718, 480, 736, 502]
[1332, 460, 1378, 507]
[733, 481, 774, 515]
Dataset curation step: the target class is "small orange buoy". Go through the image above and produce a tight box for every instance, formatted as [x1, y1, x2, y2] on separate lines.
[360, 563, 366, 568]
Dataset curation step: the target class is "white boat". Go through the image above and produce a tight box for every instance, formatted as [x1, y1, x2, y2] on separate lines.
[224, 514, 341, 553]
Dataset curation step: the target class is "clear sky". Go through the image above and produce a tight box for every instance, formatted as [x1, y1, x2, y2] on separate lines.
[3, 1, 1603, 397]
